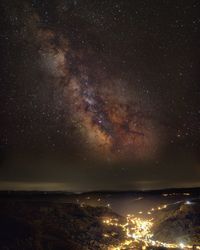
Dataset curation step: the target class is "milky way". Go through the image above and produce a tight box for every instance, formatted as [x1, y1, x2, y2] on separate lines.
[36, 27, 161, 161]
[1, 0, 200, 190]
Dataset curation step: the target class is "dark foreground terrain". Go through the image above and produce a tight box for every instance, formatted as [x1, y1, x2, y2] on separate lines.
[0, 201, 126, 250]
[0, 188, 199, 250]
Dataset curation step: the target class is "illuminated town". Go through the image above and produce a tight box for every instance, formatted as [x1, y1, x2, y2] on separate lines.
[101, 197, 200, 250]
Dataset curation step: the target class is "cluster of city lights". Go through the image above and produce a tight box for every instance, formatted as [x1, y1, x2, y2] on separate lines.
[78, 194, 197, 249]
[162, 192, 190, 197]
[102, 203, 198, 250]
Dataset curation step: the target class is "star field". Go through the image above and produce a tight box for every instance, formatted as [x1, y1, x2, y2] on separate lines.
[0, 0, 200, 190]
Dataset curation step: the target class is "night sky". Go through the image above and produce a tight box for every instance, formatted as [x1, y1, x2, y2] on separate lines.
[0, 0, 200, 191]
